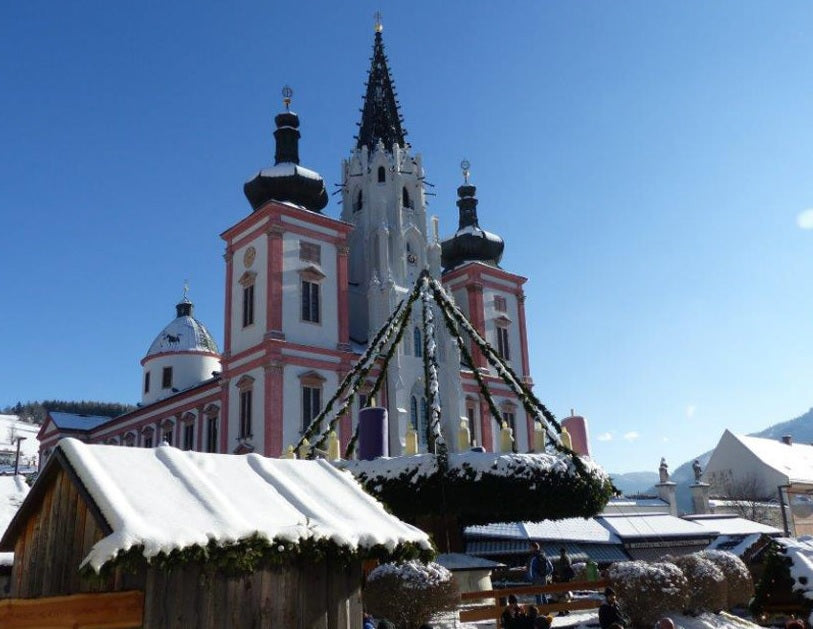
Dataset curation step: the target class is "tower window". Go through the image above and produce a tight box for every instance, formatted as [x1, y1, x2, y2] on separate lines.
[239, 389, 252, 439]
[413, 326, 423, 358]
[497, 326, 511, 361]
[494, 296, 507, 312]
[354, 189, 363, 212]
[144, 371, 150, 394]
[161, 420, 173, 446]
[183, 423, 194, 450]
[377, 166, 386, 183]
[162, 366, 173, 389]
[242, 284, 255, 327]
[302, 280, 321, 323]
[205, 405, 219, 453]
[402, 186, 411, 209]
[302, 385, 322, 433]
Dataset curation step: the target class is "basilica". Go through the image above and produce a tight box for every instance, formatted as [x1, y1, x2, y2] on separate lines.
[37, 27, 540, 464]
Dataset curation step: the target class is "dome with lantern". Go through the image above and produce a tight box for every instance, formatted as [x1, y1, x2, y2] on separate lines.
[141, 292, 221, 405]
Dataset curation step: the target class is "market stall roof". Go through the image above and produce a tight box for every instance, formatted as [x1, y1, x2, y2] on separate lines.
[0, 439, 431, 572]
[597, 513, 715, 540]
[683, 514, 781, 536]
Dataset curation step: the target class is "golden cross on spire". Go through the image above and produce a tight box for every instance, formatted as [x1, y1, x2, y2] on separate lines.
[461, 159, 471, 184]
[282, 85, 293, 111]
[374, 10, 383, 33]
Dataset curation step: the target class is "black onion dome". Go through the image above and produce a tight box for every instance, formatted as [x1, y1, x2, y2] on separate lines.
[441, 182, 505, 273]
[244, 109, 328, 212]
[356, 31, 406, 151]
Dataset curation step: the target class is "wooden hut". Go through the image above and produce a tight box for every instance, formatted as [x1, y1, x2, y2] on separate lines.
[0, 438, 431, 628]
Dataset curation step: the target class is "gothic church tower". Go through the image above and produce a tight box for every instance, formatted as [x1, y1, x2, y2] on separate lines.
[341, 26, 466, 453]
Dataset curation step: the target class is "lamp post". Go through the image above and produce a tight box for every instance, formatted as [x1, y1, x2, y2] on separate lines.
[14, 436, 27, 476]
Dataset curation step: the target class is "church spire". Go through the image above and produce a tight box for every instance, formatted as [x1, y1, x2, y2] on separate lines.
[356, 20, 406, 151]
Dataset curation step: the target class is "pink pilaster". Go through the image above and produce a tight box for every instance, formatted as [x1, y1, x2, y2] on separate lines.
[479, 396, 493, 452]
[223, 247, 234, 355]
[516, 290, 531, 379]
[466, 282, 486, 369]
[336, 244, 350, 349]
[267, 223, 285, 337]
[265, 361, 284, 456]
[219, 382, 229, 454]
[196, 404, 204, 451]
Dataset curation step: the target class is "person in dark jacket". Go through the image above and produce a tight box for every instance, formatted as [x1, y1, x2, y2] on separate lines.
[598, 587, 628, 629]
[501, 594, 526, 629]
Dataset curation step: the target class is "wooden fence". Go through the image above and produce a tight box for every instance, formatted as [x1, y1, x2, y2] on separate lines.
[0, 590, 144, 628]
[459, 579, 610, 623]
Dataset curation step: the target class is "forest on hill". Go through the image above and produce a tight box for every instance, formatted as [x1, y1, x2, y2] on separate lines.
[1, 400, 135, 425]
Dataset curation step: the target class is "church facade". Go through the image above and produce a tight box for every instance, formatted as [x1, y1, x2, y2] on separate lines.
[37, 28, 535, 465]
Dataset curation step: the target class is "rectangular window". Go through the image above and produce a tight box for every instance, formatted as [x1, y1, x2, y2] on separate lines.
[239, 389, 252, 439]
[494, 296, 507, 312]
[163, 429, 173, 446]
[206, 416, 218, 453]
[301, 280, 320, 323]
[242, 284, 255, 327]
[497, 327, 511, 361]
[162, 366, 173, 389]
[144, 371, 150, 393]
[183, 423, 194, 450]
[299, 241, 321, 264]
[302, 386, 321, 432]
[144, 436, 153, 448]
[504, 411, 516, 436]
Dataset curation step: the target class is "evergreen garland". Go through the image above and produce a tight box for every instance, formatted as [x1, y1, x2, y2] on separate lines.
[82, 533, 434, 579]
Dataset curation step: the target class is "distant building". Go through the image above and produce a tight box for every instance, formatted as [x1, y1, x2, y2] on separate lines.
[38, 26, 538, 465]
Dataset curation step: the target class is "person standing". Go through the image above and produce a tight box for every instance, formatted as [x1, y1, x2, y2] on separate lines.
[527, 542, 553, 604]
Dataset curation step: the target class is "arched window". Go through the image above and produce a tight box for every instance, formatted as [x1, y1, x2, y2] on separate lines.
[402, 186, 411, 208]
[377, 166, 386, 183]
[410, 396, 418, 430]
[413, 326, 422, 358]
[354, 189, 363, 212]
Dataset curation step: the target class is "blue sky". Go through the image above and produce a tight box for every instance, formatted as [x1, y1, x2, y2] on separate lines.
[3, 2, 813, 474]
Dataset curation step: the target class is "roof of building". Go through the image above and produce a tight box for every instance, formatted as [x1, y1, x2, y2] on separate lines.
[706, 533, 770, 557]
[464, 538, 630, 565]
[597, 513, 715, 540]
[144, 298, 219, 359]
[466, 518, 619, 544]
[1, 439, 431, 573]
[682, 514, 782, 536]
[435, 552, 504, 571]
[724, 432, 813, 484]
[47, 411, 112, 432]
[356, 30, 406, 150]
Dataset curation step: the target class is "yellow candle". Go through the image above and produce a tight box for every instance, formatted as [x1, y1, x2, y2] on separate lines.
[560, 427, 572, 450]
[458, 418, 471, 452]
[405, 427, 418, 455]
[282, 445, 296, 459]
[297, 438, 310, 460]
[533, 423, 545, 452]
[500, 422, 513, 453]
[328, 430, 341, 460]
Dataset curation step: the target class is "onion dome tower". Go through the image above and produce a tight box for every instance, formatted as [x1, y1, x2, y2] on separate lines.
[440, 161, 505, 273]
[244, 86, 328, 212]
[141, 287, 221, 405]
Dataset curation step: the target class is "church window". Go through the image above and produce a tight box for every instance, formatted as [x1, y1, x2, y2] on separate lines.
[413, 327, 422, 358]
[302, 280, 321, 323]
[242, 284, 255, 327]
[239, 389, 252, 439]
[494, 296, 507, 312]
[161, 419, 174, 446]
[496, 325, 511, 361]
[410, 395, 419, 432]
[377, 166, 386, 183]
[144, 371, 150, 394]
[500, 401, 517, 439]
[300, 371, 325, 433]
[354, 189, 363, 212]
[162, 367, 173, 389]
[402, 186, 411, 209]
[123, 432, 136, 447]
[183, 423, 194, 450]
[299, 241, 321, 264]
[205, 405, 219, 453]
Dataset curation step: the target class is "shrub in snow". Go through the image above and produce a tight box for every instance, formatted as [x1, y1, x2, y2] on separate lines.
[364, 560, 459, 629]
[608, 560, 688, 626]
[698, 549, 754, 609]
[663, 553, 726, 614]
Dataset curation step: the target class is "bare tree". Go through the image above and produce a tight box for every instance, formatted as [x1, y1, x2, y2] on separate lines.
[710, 473, 780, 526]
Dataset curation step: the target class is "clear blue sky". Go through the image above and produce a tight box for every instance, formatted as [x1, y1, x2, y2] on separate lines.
[3, 2, 813, 474]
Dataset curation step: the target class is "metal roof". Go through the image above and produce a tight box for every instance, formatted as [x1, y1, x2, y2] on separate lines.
[48, 412, 112, 432]
[466, 518, 619, 544]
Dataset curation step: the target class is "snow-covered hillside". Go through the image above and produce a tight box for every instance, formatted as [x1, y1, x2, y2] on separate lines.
[0, 415, 39, 472]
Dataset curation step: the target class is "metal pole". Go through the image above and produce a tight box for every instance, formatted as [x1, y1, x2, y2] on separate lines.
[778, 485, 791, 536]
[14, 437, 26, 476]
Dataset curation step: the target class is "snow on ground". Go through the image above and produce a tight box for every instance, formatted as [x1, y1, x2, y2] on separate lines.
[0, 475, 30, 566]
[0, 415, 39, 472]
[434, 610, 762, 629]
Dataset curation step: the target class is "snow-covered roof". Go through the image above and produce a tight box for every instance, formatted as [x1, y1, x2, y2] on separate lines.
[683, 514, 781, 536]
[145, 308, 219, 358]
[466, 518, 619, 544]
[706, 533, 767, 557]
[435, 552, 504, 571]
[728, 432, 813, 484]
[597, 514, 715, 539]
[4, 439, 430, 573]
[47, 411, 112, 432]
[256, 162, 322, 181]
[0, 475, 29, 566]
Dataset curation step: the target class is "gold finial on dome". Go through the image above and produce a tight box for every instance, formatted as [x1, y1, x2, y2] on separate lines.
[182, 279, 190, 301]
[282, 85, 293, 111]
[374, 10, 383, 33]
[460, 159, 471, 184]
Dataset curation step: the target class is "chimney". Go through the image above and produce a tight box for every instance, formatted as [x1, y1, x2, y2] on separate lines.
[782, 435, 793, 446]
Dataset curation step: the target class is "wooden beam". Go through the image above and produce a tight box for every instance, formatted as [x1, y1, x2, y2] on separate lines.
[460, 578, 609, 601]
[0, 590, 144, 628]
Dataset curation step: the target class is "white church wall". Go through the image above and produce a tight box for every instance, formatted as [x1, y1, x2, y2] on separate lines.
[230, 235, 268, 356]
[227, 365, 265, 454]
[280, 366, 339, 452]
[142, 353, 221, 405]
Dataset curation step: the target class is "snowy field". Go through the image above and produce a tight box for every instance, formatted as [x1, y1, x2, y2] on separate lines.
[0, 415, 39, 472]
[433, 609, 763, 629]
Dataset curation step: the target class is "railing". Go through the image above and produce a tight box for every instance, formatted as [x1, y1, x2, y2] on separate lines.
[459, 579, 610, 623]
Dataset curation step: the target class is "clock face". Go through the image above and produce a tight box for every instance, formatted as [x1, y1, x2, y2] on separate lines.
[407, 253, 417, 265]
[243, 246, 256, 268]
